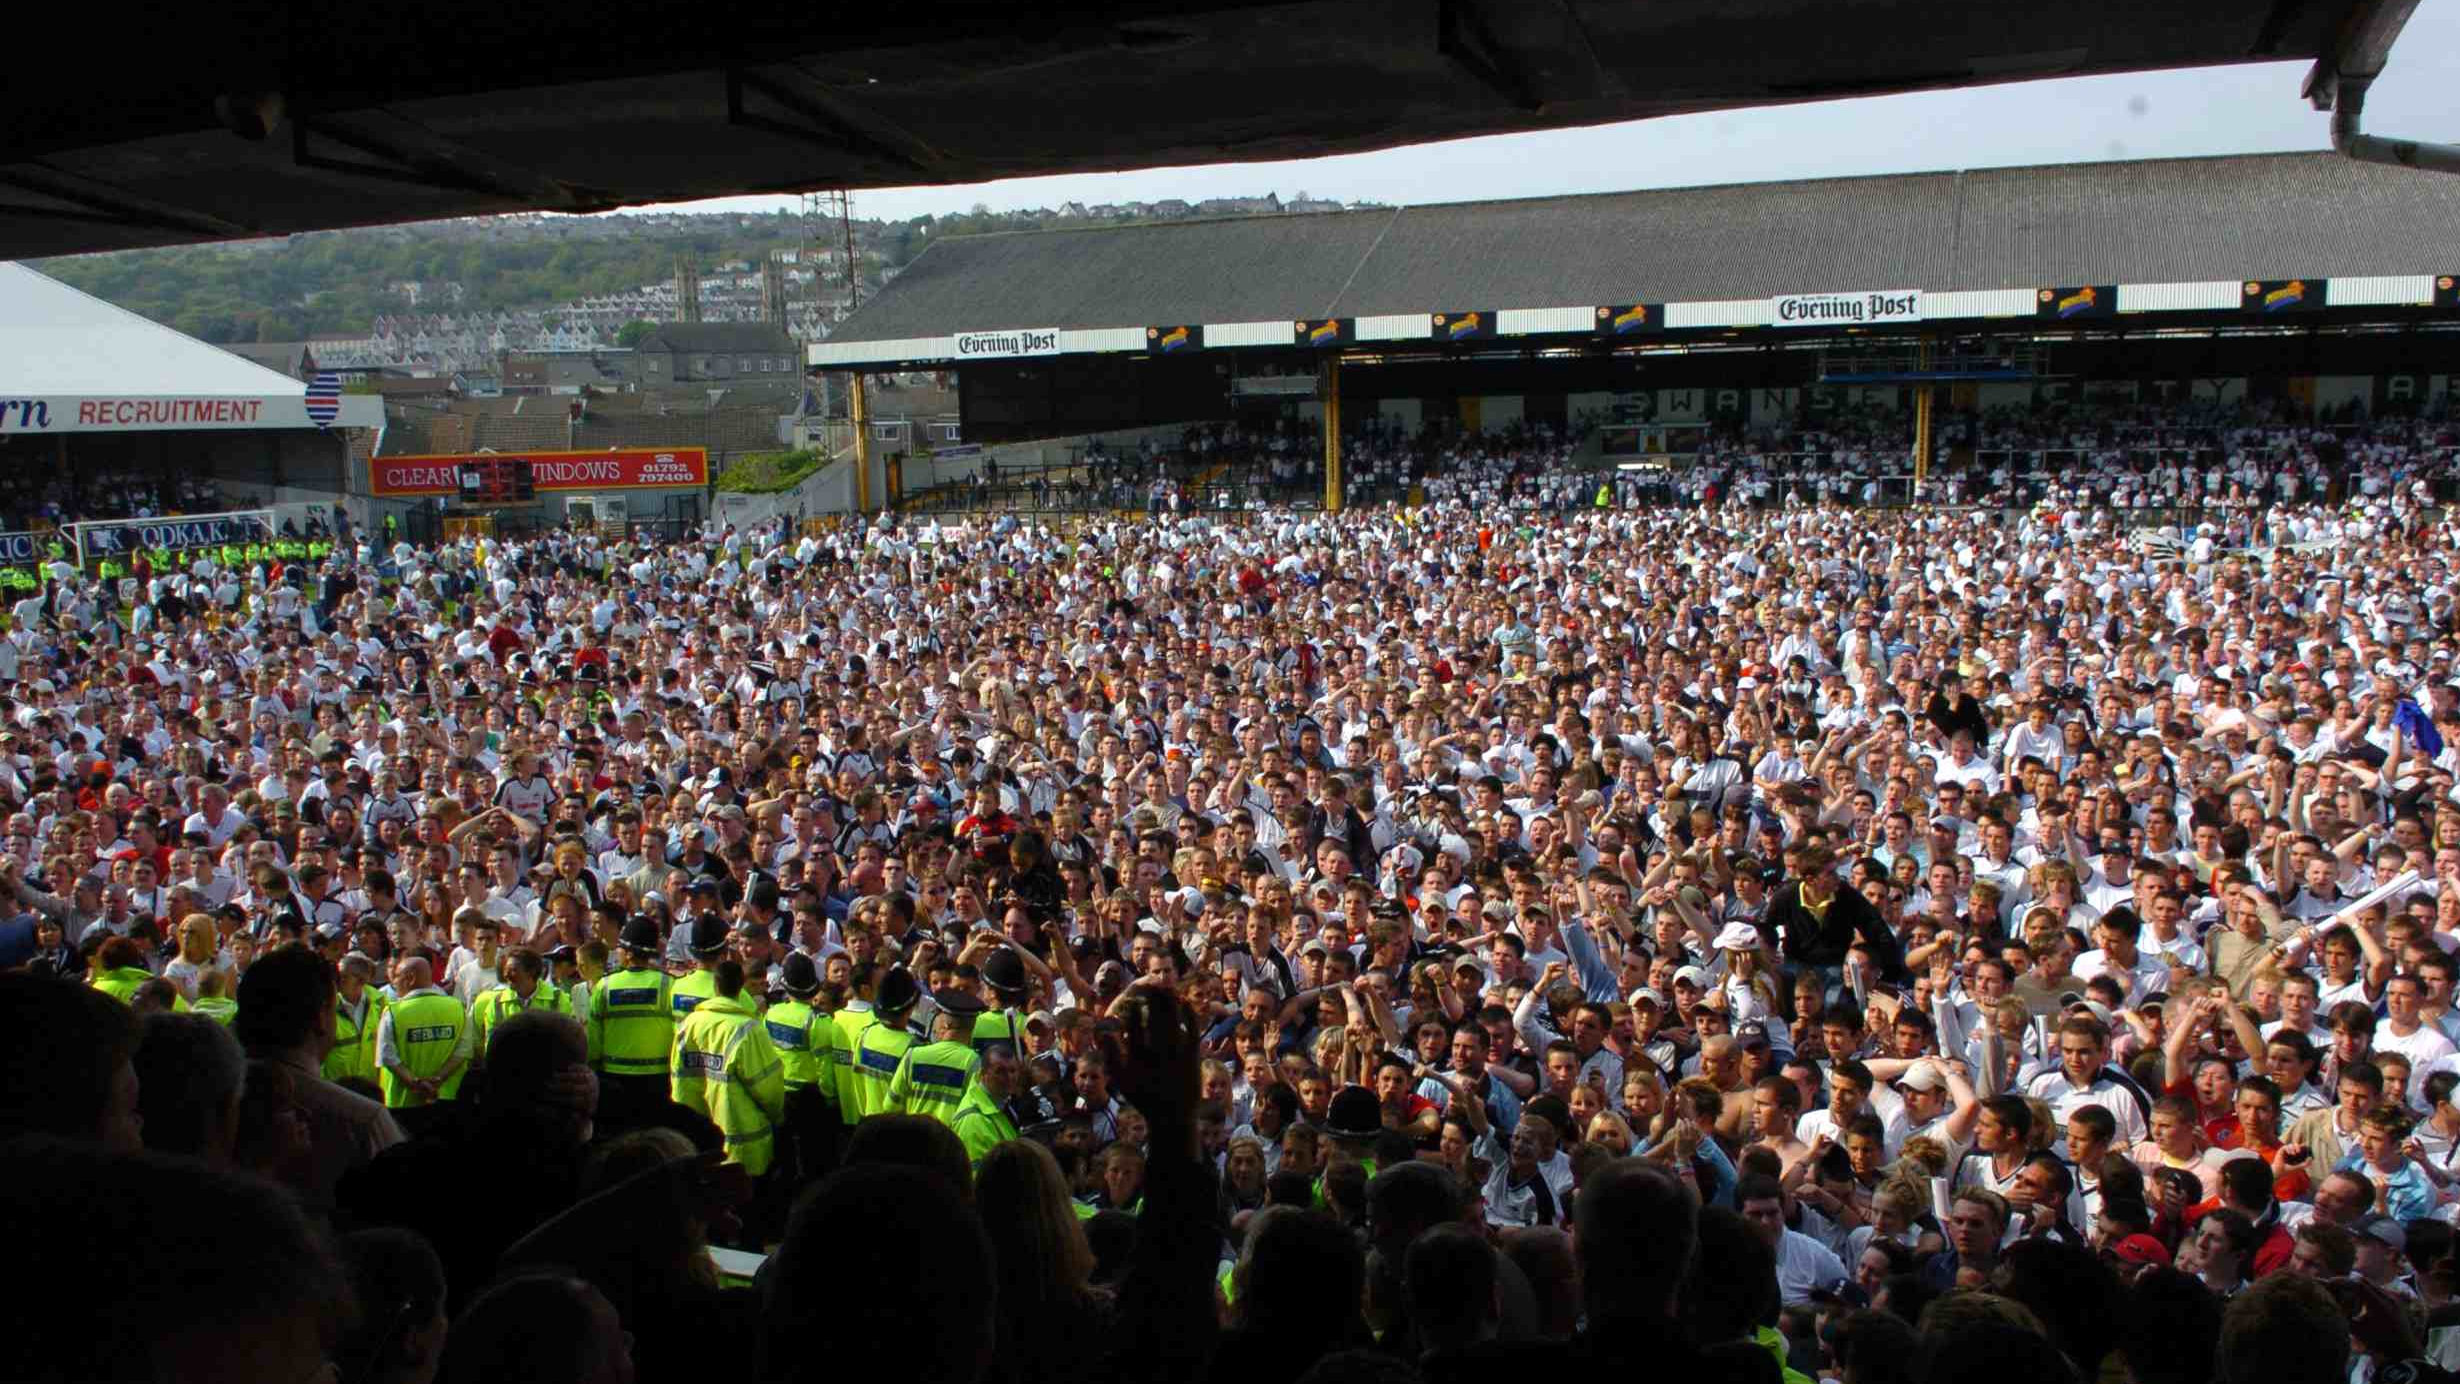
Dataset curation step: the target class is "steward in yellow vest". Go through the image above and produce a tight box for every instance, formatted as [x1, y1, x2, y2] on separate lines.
[91, 965, 176, 1007]
[375, 958, 472, 1107]
[471, 948, 572, 1057]
[671, 960, 784, 1178]
[323, 956, 386, 1084]
[952, 1041, 1024, 1167]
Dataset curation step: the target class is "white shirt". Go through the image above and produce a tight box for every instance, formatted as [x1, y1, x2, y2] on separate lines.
[1772, 1227, 1849, 1304]
[2380, 1023, 2459, 1083]
[2072, 948, 2171, 1008]
[2024, 1070, 2150, 1148]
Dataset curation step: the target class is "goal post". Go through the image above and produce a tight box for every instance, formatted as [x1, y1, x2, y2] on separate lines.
[66, 507, 279, 574]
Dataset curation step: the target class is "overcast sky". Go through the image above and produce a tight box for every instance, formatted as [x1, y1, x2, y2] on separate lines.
[670, 6, 2460, 221]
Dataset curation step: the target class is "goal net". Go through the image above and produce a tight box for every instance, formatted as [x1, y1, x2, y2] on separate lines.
[65, 507, 280, 574]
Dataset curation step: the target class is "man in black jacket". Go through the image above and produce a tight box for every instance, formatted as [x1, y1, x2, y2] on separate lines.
[1926, 668, 1993, 746]
[1767, 844, 1906, 985]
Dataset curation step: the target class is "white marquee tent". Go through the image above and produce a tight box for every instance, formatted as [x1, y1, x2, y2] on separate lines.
[0, 261, 381, 436]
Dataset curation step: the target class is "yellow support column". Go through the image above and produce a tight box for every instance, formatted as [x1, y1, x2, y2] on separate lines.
[848, 373, 873, 513]
[1321, 356, 1343, 513]
[1911, 336, 1934, 498]
[1913, 384, 1934, 495]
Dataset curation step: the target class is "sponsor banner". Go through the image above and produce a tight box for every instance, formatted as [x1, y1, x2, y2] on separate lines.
[1145, 324, 1204, 354]
[2036, 285, 2114, 320]
[1433, 310, 1494, 342]
[370, 448, 709, 497]
[78, 513, 273, 558]
[0, 530, 48, 568]
[1595, 303, 1662, 337]
[1292, 318, 1352, 349]
[952, 328, 1061, 360]
[2439, 275, 2459, 312]
[1771, 290, 1922, 327]
[0, 393, 380, 434]
[2242, 278, 2320, 315]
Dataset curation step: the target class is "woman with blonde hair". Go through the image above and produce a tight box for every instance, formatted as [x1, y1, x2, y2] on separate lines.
[163, 912, 221, 1000]
[975, 1139, 1112, 1384]
[1712, 921, 1784, 1025]
[2026, 859, 2088, 930]
[1585, 1108, 1637, 1158]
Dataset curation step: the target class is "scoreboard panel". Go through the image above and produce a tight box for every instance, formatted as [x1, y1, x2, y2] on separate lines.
[456, 457, 535, 505]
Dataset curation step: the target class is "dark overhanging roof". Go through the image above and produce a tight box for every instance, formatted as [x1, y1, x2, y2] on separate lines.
[0, 0, 2390, 259]
[811, 151, 2460, 360]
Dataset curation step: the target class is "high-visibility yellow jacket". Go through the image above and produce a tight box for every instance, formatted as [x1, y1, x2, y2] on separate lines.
[589, 966, 674, 1077]
[671, 994, 784, 1177]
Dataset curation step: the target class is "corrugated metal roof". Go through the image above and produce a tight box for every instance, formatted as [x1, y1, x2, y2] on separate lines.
[842, 208, 1402, 339]
[828, 152, 2460, 346]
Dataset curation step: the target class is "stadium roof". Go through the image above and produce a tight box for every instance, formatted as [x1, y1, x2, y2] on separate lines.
[0, 0, 2404, 259]
[0, 263, 381, 434]
[811, 152, 2460, 367]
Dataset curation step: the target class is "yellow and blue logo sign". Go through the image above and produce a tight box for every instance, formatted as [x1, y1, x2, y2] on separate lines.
[1295, 318, 1350, 348]
[1435, 310, 1492, 341]
[1596, 304, 1658, 336]
[1146, 325, 1201, 353]
[2036, 285, 2113, 320]
[2243, 278, 2317, 314]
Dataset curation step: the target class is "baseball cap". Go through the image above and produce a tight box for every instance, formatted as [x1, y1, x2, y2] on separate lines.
[1673, 964, 1711, 989]
[1712, 921, 1762, 952]
[2057, 993, 2116, 1026]
[1896, 1063, 1945, 1093]
[1736, 1020, 1771, 1049]
[1627, 986, 1666, 1010]
[2358, 1214, 2408, 1252]
[2109, 1234, 2171, 1268]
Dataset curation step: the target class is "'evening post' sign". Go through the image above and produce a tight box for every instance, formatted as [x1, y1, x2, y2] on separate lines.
[1770, 291, 1923, 327]
[953, 329, 1061, 360]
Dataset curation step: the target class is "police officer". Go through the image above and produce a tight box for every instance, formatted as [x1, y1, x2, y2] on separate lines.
[374, 955, 472, 1110]
[971, 947, 1033, 1055]
[890, 988, 984, 1126]
[672, 914, 729, 1018]
[827, 959, 882, 1133]
[765, 952, 835, 1182]
[671, 958, 784, 1183]
[953, 1041, 1024, 1166]
[590, 918, 675, 1127]
[845, 967, 921, 1122]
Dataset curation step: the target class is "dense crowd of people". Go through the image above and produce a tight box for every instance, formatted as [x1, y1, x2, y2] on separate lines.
[19, 481, 2460, 1383]
[0, 462, 231, 532]
[959, 396, 2460, 522]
